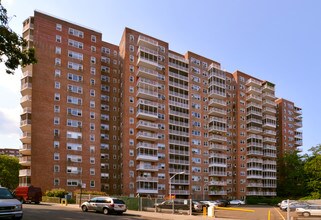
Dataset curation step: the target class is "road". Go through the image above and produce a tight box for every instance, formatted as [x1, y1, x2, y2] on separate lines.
[22, 203, 149, 220]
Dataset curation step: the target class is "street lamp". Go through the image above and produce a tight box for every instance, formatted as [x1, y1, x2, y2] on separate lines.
[169, 171, 185, 200]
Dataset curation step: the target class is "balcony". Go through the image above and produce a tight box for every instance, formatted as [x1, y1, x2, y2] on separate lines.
[20, 95, 32, 108]
[208, 135, 227, 142]
[169, 71, 189, 81]
[171, 179, 189, 185]
[209, 161, 227, 168]
[21, 107, 32, 115]
[246, 94, 262, 103]
[136, 142, 158, 150]
[21, 82, 32, 96]
[208, 81, 226, 89]
[209, 144, 227, 151]
[169, 100, 189, 109]
[136, 120, 158, 131]
[263, 137, 276, 144]
[247, 142, 263, 148]
[169, 119, 189, 127]
[20, 144, 31, 155]
[137, 35, 158, 49]
[208, 190, 227, 196]
[208, 107, 227, 117]
[246, 191, 264, 196]
[208, 125, 227, 133]
[169, 110, 189, 118]
[247, 118, 262, 125]
[169, 169, 189, 174]
[263, 175, 277, 180]
[248, 158, 263, 163]
[19, 169, 31, 177]
[169, 159, 189, 165]
[170, 190, 190, 195]
[208, 70, 226, 80]
[136, 188, 158, 194]
[20, 132, 31, 144]
[209, 153, 227, 159]
[247, 183, 263, 187]
[136, 109, 158, 121]
[246, 78, 261, 87]
[19, 156, 31, 166]
[262, 100, 276, 107]
[168, 62, 189, 72]
[168, 81, 189, 91]
[247, 166, 263, 171]
[262, 107, 276, 114]
[137, 56, 158, 70]
[169, 139, 189, 146]
[262, 83, 275, 92]
[263, 129, 276, 136]
[169, 129, 189, 137]
[263, 153, 277, 158]
[264, 145, 276, 151]
[263, 160, 276, 165]
[262, 92, 275, 100]
[168, 91, 188, 100]
[22, 22, 34, 33]
[209, 180, 227, 186]
[136, 176, 158, 182]
[246, 86, 261, 95]
[136, 131, 158, 141]
[262, 122, 276, 129]
[208, 171, 227, 177]
[247, 126, 263, 134]
[136, 99, 158, 108]
[169, 148, 189, 156]
[295, 140, 303, 146]
[208, 98, 226, 107]
[20, 119, 31, 132]
[247, 174, 263, 179]
[263, 184, 277, 188]
[208, 90, 226, 99]
[247, 150, 263, 156]
[263, 191, 277, 196]
[136, 153, 158, 161]
[137, 77, 158, 88]
[136, 88, 158, 100]
[247, 102, 262, 109]
[136, 66, 158, 80]
[247, 110, 262, 117]
[295, 121, 303, 127]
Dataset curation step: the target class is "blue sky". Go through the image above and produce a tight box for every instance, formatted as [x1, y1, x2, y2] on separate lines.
[1, 0, 320, 154]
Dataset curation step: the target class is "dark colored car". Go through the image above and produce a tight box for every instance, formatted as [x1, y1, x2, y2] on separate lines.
[81, 197, 127, 215]
[0, 187, 23, 220]
[216, 199, 229, 207]
[155, 200, 202, 212]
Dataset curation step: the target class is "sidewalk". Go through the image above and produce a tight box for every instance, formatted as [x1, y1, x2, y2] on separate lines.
[49, 202, 238, 220]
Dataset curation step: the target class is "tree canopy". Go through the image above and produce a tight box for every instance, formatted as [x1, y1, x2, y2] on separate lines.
[0, 155, 20, 190]
[0, 0, 36, 74]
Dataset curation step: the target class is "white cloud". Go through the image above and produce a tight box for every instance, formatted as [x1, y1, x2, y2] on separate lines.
[0, 107, 21, 149]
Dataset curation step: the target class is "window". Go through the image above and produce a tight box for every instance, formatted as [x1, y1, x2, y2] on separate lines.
[129, 45, 134, 52]
[56, 24, 62, 31]
[54, 153, 60, 160]
[91, 56, 96, 64]
[55, 81, 60, 89]
[54, 141, 59, 148]
[68, 50, 83, 60]
[90, 168, 95, 175]
[91, 46, 96, 52]
[55, 69, 61, 77]
[54, 165, 60, 172]
[54, 178, 60, 186]
[68, 39, 83, 49]
[54, 93, 60, 101]
[55, 47, 61, 54]
[56, 35, 61, 43]
[54, 117, 60, 125]
[91, 35, 96, 42]
[68, 27, 84, 38]
[55, 58, 61, 66]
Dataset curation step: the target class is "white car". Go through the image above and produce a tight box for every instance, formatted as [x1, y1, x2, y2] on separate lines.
[296, 205, 321, 217]
[200, 200, 219, 207]
[229, 200, 245, 205]
[0, 187, 23, 220]
[81, 197, 127, 215]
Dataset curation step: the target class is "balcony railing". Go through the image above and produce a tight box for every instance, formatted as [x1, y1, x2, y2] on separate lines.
[169, 71, 189, 81]
[208, 98, 226, 107]
[136, 142, 158, 150]
[137, 35, 158, 48]
[208, 135, 227, 142]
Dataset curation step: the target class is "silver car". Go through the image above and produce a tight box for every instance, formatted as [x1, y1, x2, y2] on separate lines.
[0, 187, 23, 220]
[81, 196, 127, 215]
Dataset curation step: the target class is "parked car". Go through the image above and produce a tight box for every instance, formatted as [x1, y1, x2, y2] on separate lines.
[14, 186, 42, 204]
[216, 199, 230, 207]
[0, 187, 23, 220]
[296, 205, 321, 217]
[278, 200, 296, 209]
[229, 200, 245, 205]
[200, 200, 219, 207]
[282, 201, 309, 211]
[81, 197, 127, 215]
[155, 200, 202, 212]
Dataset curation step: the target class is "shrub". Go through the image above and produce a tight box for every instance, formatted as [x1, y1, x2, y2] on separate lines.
[73, 189, 106, 196]
[45, 188, 67, 198]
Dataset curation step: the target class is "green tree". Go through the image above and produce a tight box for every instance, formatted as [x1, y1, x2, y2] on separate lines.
[0, 155, 20, 190]
[0, 0, 37, 74]
[277, 150, 307, 198]
[304, 144, 321, 198]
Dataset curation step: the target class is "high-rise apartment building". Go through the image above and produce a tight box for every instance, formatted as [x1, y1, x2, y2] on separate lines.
[19, 11, 302, 200]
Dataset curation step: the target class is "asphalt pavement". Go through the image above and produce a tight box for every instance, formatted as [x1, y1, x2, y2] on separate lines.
[45, 202, 238, 220]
